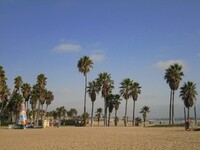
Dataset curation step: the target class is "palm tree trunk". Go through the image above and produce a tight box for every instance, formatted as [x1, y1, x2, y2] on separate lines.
[169, 90, 172, 125]
[184, 107, 187, 130]
[46, 105, 48, 112]
[132, 100, 135, 126]
[115, 109, 117, 126]
[172, 90, 175, 125]
[27, 101, 29, 110]
[104, 99, 107, 126]
[84, 74, 87, 114]
[98, 118, 100, 126]
[124, 99, 128, 127]
[0, 89, 16, 125]
[143, 113, 146, 127]
[187, 107, 190, 123]
[36, 101, 40, 126]
[91, 101, 94, 126]
[108, 113, 111, 126]
[194, 104, 197, 126]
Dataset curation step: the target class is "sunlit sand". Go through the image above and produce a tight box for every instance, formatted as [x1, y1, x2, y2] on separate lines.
[1, 124, 200, 150]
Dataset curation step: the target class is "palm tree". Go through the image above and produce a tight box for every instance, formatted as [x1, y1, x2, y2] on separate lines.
[96, 72, 114, 126]
[164, 63, 184, 125]
[82, 112, 90, 126]
[113, 94, 121, 126]
[14, 76, 23, 92]
[140, 106, 150, 127]
[45, 91, 54, 112]
[130, 82, 141, 126]
[21, 83, 31, 109]
[180, 81, 198, 123]
[120, 78, 133, 127]
[30, 84, 38, 124]
[77, 56, 93, 114]
[7, 93, 23, 124]
[36, 74, 47, 123]
[87, 80, 100, 126]
[21, 83, 31, 121]
[56, 106, 67, 119]
[67, 108, 78, 119]
[107, 94, 115, 126]
[40, 89, 47, 110]
[0, 66, 9, 125]
[96, 108, 103, 126]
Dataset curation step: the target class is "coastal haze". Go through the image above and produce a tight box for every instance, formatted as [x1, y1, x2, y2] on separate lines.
[1, 0, 200, 119]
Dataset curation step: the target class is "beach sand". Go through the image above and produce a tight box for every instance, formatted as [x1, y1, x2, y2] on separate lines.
[0, 125, 200, 150]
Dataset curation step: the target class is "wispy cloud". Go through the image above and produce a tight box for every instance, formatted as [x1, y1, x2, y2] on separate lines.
[53, 43, 81, 53]
[154, 59, 187, 71]
[90, 53, 105, 62]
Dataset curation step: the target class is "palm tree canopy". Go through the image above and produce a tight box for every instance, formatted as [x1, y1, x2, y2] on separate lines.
[77, 56, 93, 76]
[130, 82, 141, 101]
[180, 81, 198, 108]
[164, 63, 184, 90]
[37, 74, 47, 89]
[87, 80, 100, 102]
[14, 76, 23, 91]
[97, 72, 114, 99]
[21, 83, 31, 101]
[45, 91, 54, 105]
[119, 78, 133, 100]
[107, 94, 116, 113]
[0, 66, 7, 93]
[8, 93, 23, 113]
[96, 108, 103, 114]
[112, 94, 121, 110]
[140, 106, 150, 114]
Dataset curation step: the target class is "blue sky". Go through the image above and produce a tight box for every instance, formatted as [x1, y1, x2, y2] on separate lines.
[1, 0, 200, 119]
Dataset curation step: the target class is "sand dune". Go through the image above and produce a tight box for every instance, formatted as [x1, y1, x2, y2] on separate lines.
[0, 126, 200, 150]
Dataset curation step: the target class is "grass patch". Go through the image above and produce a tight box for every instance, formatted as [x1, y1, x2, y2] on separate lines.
[0, 122, 10, 126]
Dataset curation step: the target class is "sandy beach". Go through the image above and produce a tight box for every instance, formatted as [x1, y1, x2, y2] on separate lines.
[0, 125, 200, 150]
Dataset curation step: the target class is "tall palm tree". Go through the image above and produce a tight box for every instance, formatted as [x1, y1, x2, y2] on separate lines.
[130, 82, 141, 126]
[21, 83, 31, 121]
[140, 106, 150, 127]
[0, 66, 7, 96]
[0, 66, 9, 125]
[180, 81, 198, 123]
[107, 94, 115, 126]
[30, 84, 38, 124]
[45, 91, 54, 112]
[164, 63, 184, 125]
[87, 80, 100, 126]
[113, 94, 121, 126]
[40, 89, 47, 110]
[97, 72, 114, 126]
[77, 56, 93, 114]
[21, 83, 31, 109]
[14, 76, 23, 92]
[96, 108, 103, 126]
[7, 93, 23, 123]
[36, 74, 47, 122]
[120, 78, 133, 127]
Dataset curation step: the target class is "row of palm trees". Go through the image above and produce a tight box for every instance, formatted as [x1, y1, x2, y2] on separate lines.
[78, 56, 198, 127]
[0, 65, 54, 125]
[164, 63, 198, 125]
[77, 56, 142, 127]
